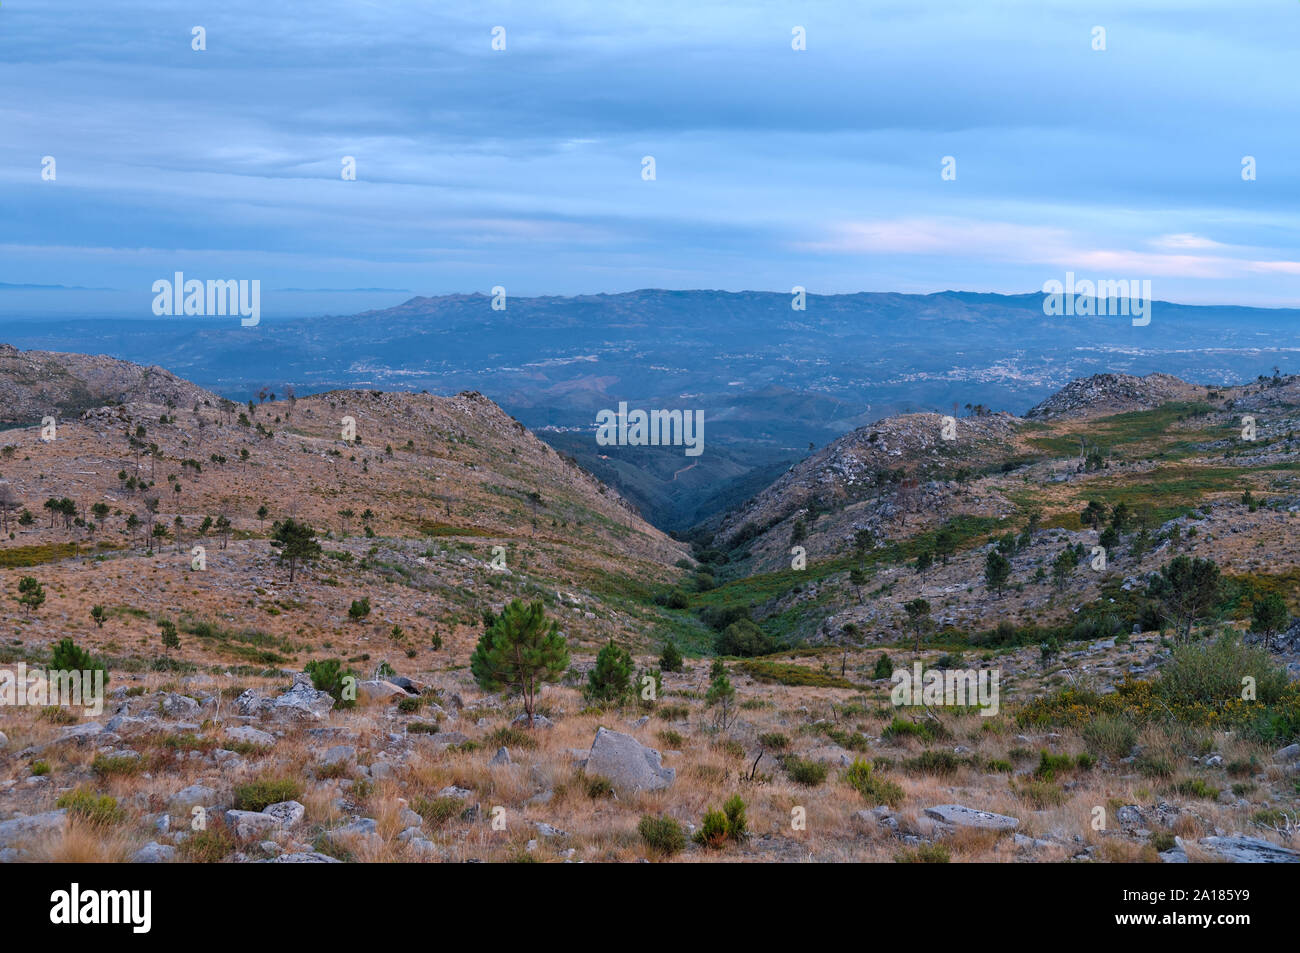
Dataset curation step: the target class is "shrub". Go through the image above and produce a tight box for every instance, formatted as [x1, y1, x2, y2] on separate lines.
[49, 638, 109, 686]
[413, 796, 466, 827]
[488, 726, 538, 750]
[872, 654, 894, 680]
[1013, 779, 1067, 808]
[660, 639, 684, 672]
[1156, 632, 1288, 705]
[56, 788, 124, 826]
[904, 750, 963, 776]
[1082, 714, 1138, 759]
[303, 657, 358, 709]
[586, 639, 634, 703]
[844, 758, 904, 807]
[694, 795, 748, 848]
[782, 755, 829, 786]
[179, 820, 236, 862]
[757, 731, 789, 750]
[581, 773, 615, 799]
[882, 716, 939, 742]
[715, 619, 777, 657]
[895, 843, 950, 863]
[1168, 778, 1220, 800]
[1136, 752, 1175, 779]
[233, 777, 302, 812]
[657, 729, 684, 748]
[92, 755, 141, 778]
[638, 815, 686, 856]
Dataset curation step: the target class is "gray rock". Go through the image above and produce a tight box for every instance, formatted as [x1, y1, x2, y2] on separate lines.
[270, 673, 335, 721]
[131, 842, 176, 863]
[160, 693, 201, 718]
[0, 810, 67, 847]
[267, 851, 341, 863]
[1197, 835, 1299, 863]
[438, 785, 473, 800]
[924, 804, 1020, 832]
[369, 762, 397, 781]
[489, 746, 511, 766]
[357, 680, 409, 702]
[1275, 743, 1300, 763]
[583, 727, 675, 795]
[225, 725, 275, 747]
[320, 745, 356, 766]
[334, 817, 378, 836]
[56, 722, 106, 745]
[224, 810, 283, 840]
[512, 713, 554, 729]
[262, 801, 306, 828]
[170, 784, 218, 810]
[534, 821, 568, 838]
[0, 730, 8, 750]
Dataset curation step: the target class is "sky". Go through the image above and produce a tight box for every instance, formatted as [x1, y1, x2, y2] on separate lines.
[1, 0, 1299, 319]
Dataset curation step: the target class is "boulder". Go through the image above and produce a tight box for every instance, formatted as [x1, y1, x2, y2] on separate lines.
[489, 746, 511, 766]
[160, 693, 201, 718]
[270, 674, 335, 721]
[131, 842, 177, 863]
[225, 725, 276, 748]
[224, 810, 283, 840]
[263, 801, 306, 828]
[583, 727, 675, 795]
[924, 805, 1020, 832]
[0, 810, 67, 847]
[357, 680, 410, 703]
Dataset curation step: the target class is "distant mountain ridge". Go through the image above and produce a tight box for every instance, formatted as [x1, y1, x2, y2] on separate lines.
[2, 288, 1297, 529]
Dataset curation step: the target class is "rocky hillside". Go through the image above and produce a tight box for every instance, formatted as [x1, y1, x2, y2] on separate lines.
[1, 355, 1298, 866]
[1024, 372, 1205, 420]
[0, 344, 219, 425]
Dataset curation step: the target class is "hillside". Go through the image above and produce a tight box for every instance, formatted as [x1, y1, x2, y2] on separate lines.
[1, 355, 1298, 866]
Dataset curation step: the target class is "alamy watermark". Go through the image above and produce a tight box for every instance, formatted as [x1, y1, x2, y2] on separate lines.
[1041, 272, 1151, 326]
[890, 662, 999, 716]
[595, 402, 704, 457]
[1, 664, 105, 716]
[151, 272, 260, 327]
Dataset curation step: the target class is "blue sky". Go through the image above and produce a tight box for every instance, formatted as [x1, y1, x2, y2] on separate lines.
[2, 0, 1298, 318]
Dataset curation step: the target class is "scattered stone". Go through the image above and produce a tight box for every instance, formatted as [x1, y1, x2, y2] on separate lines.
[924, 805, 1019, 832]
[225, 725, 275, 748]
[583, 727, 675, 795]
[224, 810, 283, 840]
[262, 801, 306, 828]
[0, 810, 67, 847]
[489, 746, 511, 766]
[131, 842, 176, 863]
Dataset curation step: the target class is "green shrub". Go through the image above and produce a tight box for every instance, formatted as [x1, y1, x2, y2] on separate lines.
[92, 754, 141, 778]
[488, 726, 538, 750]
[49, 638, 109, 686]
[757, 731, 789, 750]
[232, 777, 302, 812]
[586, 639, 635, 703]
[303, 658, 358, 709]
[904, 750, 962, 776]
[782, 755, 829, 786]
[895, 843, 950, 863]
[413, 796, 466, 827]
[638, 815, 686, 855]
[56, 788, 124, 825]
[844, 758, 904, 807]
[1136, 752, 1175, 779]
[657, 729, 684, 748]
[882, 716, 939, 742]
[1155, 634, 1288, 706]
[693, 795, 748, 848]
[1082, 714, 1137, 759]
[179, 820, 236, 862]
[1168, 778, 1220, 800]
[581, 773, 615, 799]
[660, 640, 684, 673]
[873, 654, 894, 680]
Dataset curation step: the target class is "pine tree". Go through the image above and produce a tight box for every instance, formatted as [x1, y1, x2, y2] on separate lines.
[470, 600, 569, 725]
